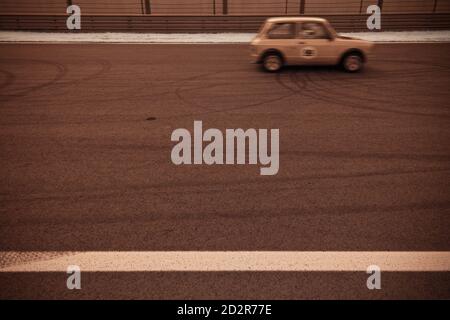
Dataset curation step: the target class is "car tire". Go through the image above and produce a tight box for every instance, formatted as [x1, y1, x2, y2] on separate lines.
[342, 54, 363, 73]
[263, 54, 283, 72]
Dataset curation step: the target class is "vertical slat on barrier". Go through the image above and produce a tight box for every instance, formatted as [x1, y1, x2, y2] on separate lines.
[285, 0, 288, 15]
[213, 0, 216, 15]
[299, 0, 305, 14]
[223, 0, 228, 15]
[66, 0, 72, 6]
[433, 0, 438, 13]
[359, 0, 363, 13]
[144, 0, 151, 14]
[377, 0, 383, 10]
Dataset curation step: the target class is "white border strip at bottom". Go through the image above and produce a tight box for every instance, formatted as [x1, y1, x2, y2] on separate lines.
[1, 251, 450, 272]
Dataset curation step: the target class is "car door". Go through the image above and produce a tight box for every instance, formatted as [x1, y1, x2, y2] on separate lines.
[296, 21, 336, 65]
[263, 22, 298, 64]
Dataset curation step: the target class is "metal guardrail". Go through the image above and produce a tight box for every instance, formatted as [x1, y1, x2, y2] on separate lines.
[1, 13, 450, 33]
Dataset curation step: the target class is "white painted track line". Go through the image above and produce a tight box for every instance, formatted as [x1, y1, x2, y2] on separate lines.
[1, 251, 450, 272]
[1, 30, 450, 44]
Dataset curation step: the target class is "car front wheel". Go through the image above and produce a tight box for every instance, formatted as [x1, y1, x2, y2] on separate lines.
[263, 54, 283, 72]
[342, 54, 363, 73]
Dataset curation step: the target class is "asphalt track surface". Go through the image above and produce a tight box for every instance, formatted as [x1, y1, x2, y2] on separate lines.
[0, 43, 449, 299]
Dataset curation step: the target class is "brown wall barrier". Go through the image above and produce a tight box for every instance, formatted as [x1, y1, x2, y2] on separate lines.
[1, 13, 450, 32]
[0, 0, 449, 15]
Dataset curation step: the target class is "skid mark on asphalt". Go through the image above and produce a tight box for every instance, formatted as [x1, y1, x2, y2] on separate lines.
[166, 58, 450, 120]
[2, 56, 449, 124]
[167, 69, 296, 118]
[0, 69, 15, 90]
[286, 60, 450, 118]
[0, 58, 67, 100]
[1, 194, 449, 227]
[0, 58, 111, 102]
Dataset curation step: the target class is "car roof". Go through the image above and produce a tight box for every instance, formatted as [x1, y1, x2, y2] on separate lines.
[266, 17, 327, 23]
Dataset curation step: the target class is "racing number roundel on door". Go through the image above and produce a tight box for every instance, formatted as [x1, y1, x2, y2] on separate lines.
[301, 46, 317, 59]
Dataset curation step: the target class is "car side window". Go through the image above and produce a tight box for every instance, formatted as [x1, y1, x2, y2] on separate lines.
[267, 23, 295, 39]
[299, 22, 329, 40]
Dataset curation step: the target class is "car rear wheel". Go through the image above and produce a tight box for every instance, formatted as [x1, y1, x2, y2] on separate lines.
[342, 54, 363, 73]
[263, 54, 283, 72]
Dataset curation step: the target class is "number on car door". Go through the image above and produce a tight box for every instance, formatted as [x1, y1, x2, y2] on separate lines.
[296, 22, 335, 64]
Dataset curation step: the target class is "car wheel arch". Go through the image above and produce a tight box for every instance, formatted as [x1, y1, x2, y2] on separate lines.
[339, 49, 366, 64]
[259, 49, 285, 64]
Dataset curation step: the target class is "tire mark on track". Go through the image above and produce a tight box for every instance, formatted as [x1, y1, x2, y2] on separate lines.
[156, 69, 297, 120]
[2, 197, 450, 226]
[311, 63, 450, 108]
[295, 70, 450, 119]
[0, 58, 112, 103]
[1, 166, 449, 204]
[0, 58, 67, 101]
[0, 69, 15, 91]
[272, 58, 450, 118]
